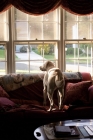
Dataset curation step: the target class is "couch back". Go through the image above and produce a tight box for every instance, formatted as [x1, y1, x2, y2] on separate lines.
[5, 72, 92, 106]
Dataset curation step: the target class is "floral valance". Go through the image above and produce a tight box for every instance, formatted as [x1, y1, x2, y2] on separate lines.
[0, 0, 93, 15]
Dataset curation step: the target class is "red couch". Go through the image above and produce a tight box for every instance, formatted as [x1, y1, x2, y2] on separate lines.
[0, 72, 93, 139]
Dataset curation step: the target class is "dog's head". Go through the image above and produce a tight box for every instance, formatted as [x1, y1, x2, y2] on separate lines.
[40, 61, 55, 71]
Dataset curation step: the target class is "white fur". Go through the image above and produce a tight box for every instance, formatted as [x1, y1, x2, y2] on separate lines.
[40, 61, 65, 111]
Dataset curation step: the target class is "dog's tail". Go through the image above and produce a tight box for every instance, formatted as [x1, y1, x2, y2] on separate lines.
[54, 70, 65, 88]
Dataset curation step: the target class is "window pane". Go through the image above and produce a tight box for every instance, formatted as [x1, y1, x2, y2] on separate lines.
[14, 8, 59, 40]
[91, 23, 93, 39]
[14, 9, 27, 21]
[28, 15, 42, 21]
[29, 23, 42, 40]
[29, 42, 58, 61]
[43, 10, 58, 22]
[79, 42, 91, 58]
[0, 11, 8, 41]
[0, 62, 6, 75]
[15, 22, 28, 40]
[16, 61, 29, 74]
[65, 22, 78, 39]
[43, 23, 58, 40]
[15, 45, 30, 60]
[66, 60, 78, 72]
[65, 41, 93, 75]
[78, 22, 90, 39]
[0, 45, 7, 75]
[65, 11, 77, 21]
[65, 43, 78, 58]
[0, 45, 6, 60]
[79, 60, 91, 73]
[30, 61, 44, 73]
[15, 42, 58, 73]
[65, 11, 93, 39]
[78, 16, 90, 21]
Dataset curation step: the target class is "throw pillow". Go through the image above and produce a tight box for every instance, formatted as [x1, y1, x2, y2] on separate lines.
[0, 86, 9, 98]
[63, 81, 92, 105]
[0, 97, 16, 107]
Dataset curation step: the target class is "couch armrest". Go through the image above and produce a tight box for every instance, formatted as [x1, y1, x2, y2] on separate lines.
[80, 72, 92, 81]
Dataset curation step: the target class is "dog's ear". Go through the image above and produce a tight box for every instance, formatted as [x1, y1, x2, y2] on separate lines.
[46, 61, 54, 70]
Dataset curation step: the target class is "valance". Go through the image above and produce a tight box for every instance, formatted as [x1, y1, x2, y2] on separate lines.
[0, 0, 93, 15]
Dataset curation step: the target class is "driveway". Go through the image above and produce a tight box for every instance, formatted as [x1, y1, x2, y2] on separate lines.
[15, 51, 46, 71]
[16, 51, 44, 60]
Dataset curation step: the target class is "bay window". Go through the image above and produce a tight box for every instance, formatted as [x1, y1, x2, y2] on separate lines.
[1, 7, 93, 76]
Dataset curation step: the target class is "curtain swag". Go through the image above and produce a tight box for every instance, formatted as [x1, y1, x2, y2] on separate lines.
[0, 0, 93, 15]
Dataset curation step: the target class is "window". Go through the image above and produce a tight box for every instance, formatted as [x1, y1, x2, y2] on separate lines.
[15, 41, 58, 74]
[0, 44, 7, 75]
[14, 9, 59, 40]
[14, 8, 60, 74]
[0, 11, 8, 75]
[0, 8, 60, 75]
[1, 8, 93, 76]
[65, 12, 93, 39]
[65, 11, 93, 75]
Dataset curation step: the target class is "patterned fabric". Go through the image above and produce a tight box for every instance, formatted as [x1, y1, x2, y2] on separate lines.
[63, 72, 82, 80]
[0, 73, 44, 92]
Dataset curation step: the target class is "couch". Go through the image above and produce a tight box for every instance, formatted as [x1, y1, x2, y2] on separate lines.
[0, 72, 93, 140]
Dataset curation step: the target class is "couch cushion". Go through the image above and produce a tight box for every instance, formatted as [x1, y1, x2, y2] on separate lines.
[8, 80, 43, 102]
[0, 97, 16, 108]
[0, 86, 9, 98]
[88, 85, 93, 103]
[63, 81, 92, 105]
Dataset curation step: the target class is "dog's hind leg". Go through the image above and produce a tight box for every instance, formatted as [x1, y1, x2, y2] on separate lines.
[43, 85, 47, 106]
[47, 89, 54, 111]
[58, 88, 64, 110]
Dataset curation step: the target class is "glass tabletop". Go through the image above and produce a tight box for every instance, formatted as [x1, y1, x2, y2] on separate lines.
[34, 119, 93, 140]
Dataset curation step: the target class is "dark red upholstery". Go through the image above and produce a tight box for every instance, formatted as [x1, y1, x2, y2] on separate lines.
[0, 72, 92, 140]
[81, 72, 92, 81]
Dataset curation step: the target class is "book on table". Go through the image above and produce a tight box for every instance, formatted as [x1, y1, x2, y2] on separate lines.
[54, 125, 80, 137]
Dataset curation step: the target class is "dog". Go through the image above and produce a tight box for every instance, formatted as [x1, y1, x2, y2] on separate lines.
[40, 61, 65, 111]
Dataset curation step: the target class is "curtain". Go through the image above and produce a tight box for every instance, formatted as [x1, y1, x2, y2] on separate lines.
[0, 0, 93, 15]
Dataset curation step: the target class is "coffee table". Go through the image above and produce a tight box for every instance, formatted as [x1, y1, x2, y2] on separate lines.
[34, 119, 93, 140]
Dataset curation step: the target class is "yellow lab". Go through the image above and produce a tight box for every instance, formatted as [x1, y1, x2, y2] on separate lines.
[40, 61, 65, 111]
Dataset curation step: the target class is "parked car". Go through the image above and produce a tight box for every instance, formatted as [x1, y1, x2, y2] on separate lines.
[20, 46, 27, 52]
[0, 45, 5, 49]
[15, 45, 31, 53]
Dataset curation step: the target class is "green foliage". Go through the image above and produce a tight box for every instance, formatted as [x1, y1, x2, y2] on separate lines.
[37, 44, 50, 54]
[37, 44, 54, 55]
[66, 47, 83, 55]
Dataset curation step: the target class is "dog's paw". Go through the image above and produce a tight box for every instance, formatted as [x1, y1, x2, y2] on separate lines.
[58, 105, 62, 110]
[47, 106, 56, 111]
[47, 109, 51, 112]
[47, 106, 52, 111]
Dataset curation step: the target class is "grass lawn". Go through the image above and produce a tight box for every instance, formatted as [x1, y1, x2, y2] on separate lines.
[44, 54, 55, 59]
[0, 49, 19, 60]
[33, 49, 55, 60]
[0, 50, 5, 59]
[66, 54, 91, 64]
[0, 49, 91, 64]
